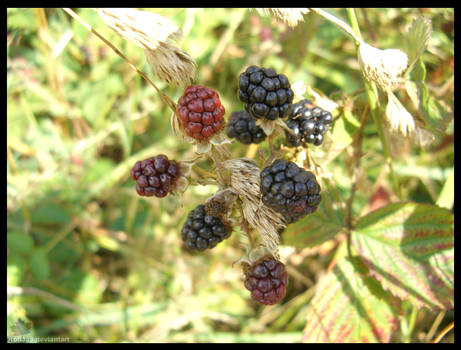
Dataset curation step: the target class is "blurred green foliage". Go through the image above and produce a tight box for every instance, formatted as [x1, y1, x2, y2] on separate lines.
[7, 8, 453, 343]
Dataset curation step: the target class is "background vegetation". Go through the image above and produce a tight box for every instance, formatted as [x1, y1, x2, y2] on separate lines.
[7, 8, 453, 343]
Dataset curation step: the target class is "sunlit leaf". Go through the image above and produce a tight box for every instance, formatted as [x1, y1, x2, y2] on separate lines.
[352, 202, 454, 310]
[282, 180, 344, 248]
[303, 257, 401, 343]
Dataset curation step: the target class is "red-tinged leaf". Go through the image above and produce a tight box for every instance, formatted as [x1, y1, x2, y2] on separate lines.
[352, 202, 454, 310]
[282, 180, 344, 248]
[303, 257, 401, 343]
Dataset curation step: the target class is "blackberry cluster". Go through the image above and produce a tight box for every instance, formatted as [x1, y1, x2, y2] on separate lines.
[181, 205, 231, 251]
[243, 255, 288, 305]
[226, 111, 267, 144]
[285, 99, 333, 146]
[260, 159, 321, 223]
[177, 85, 226, 141]
[238, 66, 294, 120]
[130, 155, 180, 198]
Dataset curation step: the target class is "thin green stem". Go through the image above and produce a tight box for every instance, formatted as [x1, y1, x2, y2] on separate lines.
[310, 8, 364, 46]
[346, 8, 402, 200]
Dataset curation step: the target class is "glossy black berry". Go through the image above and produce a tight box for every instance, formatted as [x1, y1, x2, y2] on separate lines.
[260, 159, 321, 223]
[181, 205, 231, 251]
[226, 111, 267, 144]
[238, 66, 294, 120]
[284, 99, 333, 147]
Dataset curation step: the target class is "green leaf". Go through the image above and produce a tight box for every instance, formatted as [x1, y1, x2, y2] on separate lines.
[31, 203, 70, 225]
[7, 232, 35, 254]
[404, 17, 432, 75]
[303, 257, 400, 343]
[282, 180, 344, 248]
[58, 269, 102, 305]
[407, 59, 453, 133]
[320, 108, 360, 165]
[352, 202, 454, 310]
[436, 167, 454, 210]
[8, 255, 26, 286]
[29, 247, 50, 281]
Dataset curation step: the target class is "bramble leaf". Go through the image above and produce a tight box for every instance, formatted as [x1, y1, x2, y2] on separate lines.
[282, 179, 344, 248]
[303, 257, 401, 343]
[352, 202, 454, 310]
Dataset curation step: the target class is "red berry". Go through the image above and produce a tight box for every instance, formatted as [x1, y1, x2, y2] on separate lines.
[177, 85, 226, 140]
[243, 255, 288, 305]
[130, 155, 181, 198]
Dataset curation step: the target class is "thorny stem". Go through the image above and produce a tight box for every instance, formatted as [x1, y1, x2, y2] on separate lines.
[345, 8, 402, 200]
[62, 8, 177, 114]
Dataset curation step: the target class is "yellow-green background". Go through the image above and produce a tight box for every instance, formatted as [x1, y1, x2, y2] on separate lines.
[7, 8, 453, 342]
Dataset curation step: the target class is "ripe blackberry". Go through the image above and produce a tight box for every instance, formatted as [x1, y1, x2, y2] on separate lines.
[130, 155, 180, 198]
[243, 255, 288, 305]
[238, 66, 294, 120]
[284, 99, 333, 146]
[177, 85, 226, 141]
[181, 205, 232, 251]
[226, 111, 267, 144]
[260, 159, 321, 223]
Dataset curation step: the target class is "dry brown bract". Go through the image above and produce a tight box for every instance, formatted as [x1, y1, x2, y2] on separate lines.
[223, 158, 286, 254]
[96, 8, 196, 86]
[254, 8, 309, 27]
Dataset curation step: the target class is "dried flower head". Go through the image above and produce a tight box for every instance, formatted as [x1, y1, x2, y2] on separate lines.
[385, 90, 416, 136]
[358, 43, 408, 91]
[205, 188, 238, 218]
[96, 8, 196, 86]
[254, 8, 309, 27]
[223, 158, 287, 254]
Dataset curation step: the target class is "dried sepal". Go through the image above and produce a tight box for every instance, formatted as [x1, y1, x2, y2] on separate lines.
[358, 42, 408, 91]
[305, 85, 339, 112]
[291, 80, 307, 101]
[411, 126, 435, 149]
[223, 158, 287, 254]
[195, 141, 212, 155]
[144, 45, 196, 87]
[209, 131, 232, 146]
[385, 90, 416, 136]
[171, 111, 195, 143]
[204, 188, 238, 218]
[255, 118, 275, 136]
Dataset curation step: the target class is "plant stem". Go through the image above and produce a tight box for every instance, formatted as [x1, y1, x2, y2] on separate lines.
[344, 105, 368, 257]
[346, 8, 402, 200]
[61, 8, 177, 114]
[309, 8, 364, 46]
[432, 321, 454, 343]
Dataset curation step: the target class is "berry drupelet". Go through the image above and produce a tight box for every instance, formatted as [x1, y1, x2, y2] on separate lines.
[238, 66, 294, 120]
[285, 99, 333, 146]
[181, 204, 232, 251]
[177, 85, 226, 141]
[130, 155, 181, 198]
[226, 111, 267, 144]
[260, 159, 322, 224]
[243, 255, 288, 305]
